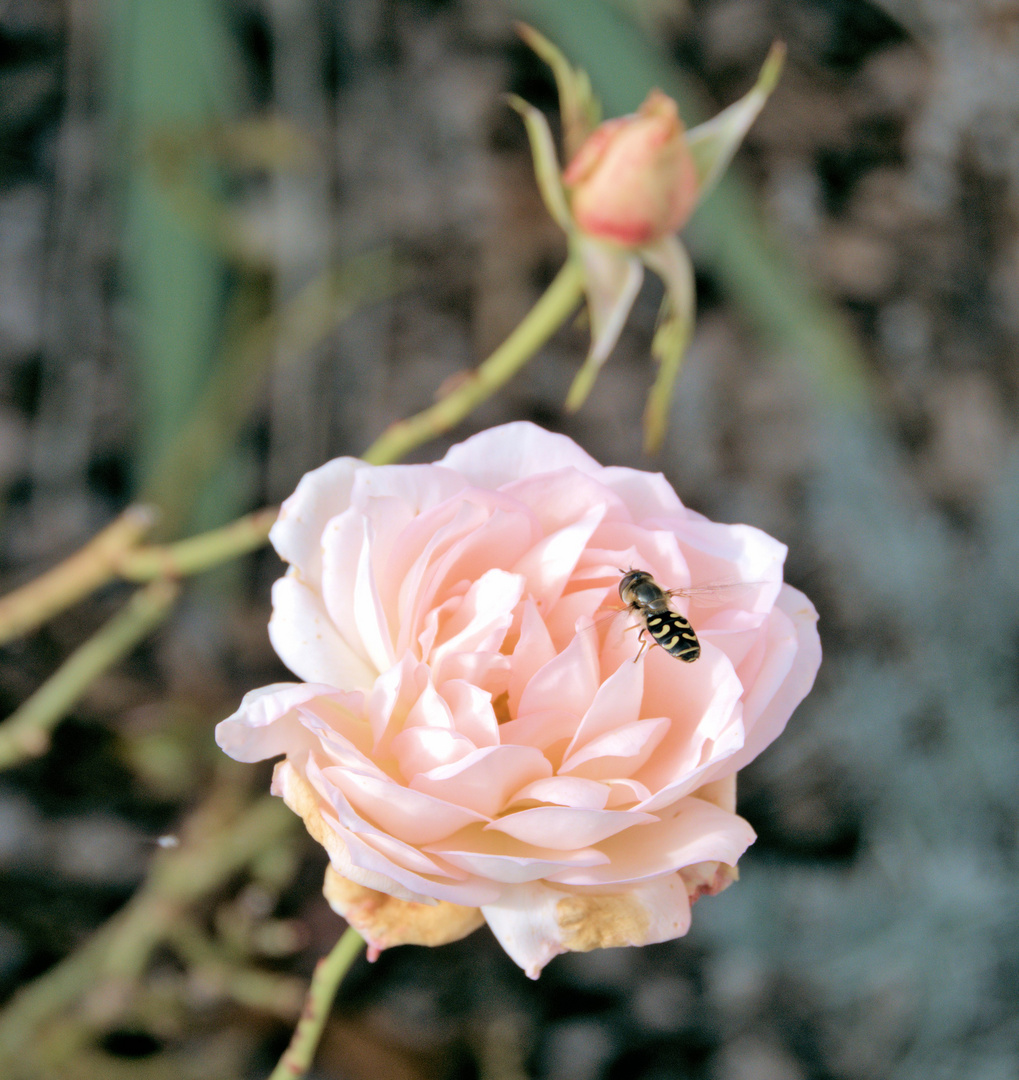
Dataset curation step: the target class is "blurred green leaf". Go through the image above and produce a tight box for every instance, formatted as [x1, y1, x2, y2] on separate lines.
[109, 0, 238, 489]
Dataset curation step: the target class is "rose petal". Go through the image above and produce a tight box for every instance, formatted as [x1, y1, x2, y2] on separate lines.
[326, 814, 502, 906]
[599, 465, 685, 520]
[329, 767, 491, 845]
[306, 758, 469, 882]
[270, 457, 365, 587]
[517, 627, 600, 721]
[391, 726, 476, 777]
[409, 745, 552, 817]
[512, 502, 607, 611]
[294, 695, 373, 752]
[631, 642, 745, 798]
[438, 422, 604, 488]
[546, 796, 755, 885]
[495, 710, 581, 754]
[404, 679, 455, 732]
[407, 499, 538, 634]
[480, 874, 694, 979]
[273, 760, 433, 903]
[563, 653, 644, 759]
[441, 679, 499, 748]
[724, 585, 820, 773]
[605, 778, 653, 807]
[485, 805, 657, 848]
[348, 462, 468, 519]
[367, 652, 425, 751]
[502, 469, 623, 538]
[507, 600, 557, 716]
[425, 827, 610, 884]
[434, 650, 511, 694]
[322, 866, 485, 951]
[559, 716, 670, 780]
[269, 574, 376, 688]
[215, 682, 338, 763]
[429, 568, 524, 666]
[508, 776, 610, 810]
[542, 586, 613, 653]
[479, 881, 569, 978]
[659, 516, 786, 602]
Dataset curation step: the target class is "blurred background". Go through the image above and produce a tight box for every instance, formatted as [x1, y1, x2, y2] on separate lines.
[1, 0, 1018, 1077]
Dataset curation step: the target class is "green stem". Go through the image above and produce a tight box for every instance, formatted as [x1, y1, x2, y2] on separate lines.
[0, 506, 155, 646]
[118, 506, 278, 580]
[362, 258, 584, 465]
[0, 580, 179, 770]
[267, 926, 365, 1080]
[143, 250, 401, 538]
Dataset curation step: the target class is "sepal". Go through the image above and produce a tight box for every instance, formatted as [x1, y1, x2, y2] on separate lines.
[685, 42, 785, 201]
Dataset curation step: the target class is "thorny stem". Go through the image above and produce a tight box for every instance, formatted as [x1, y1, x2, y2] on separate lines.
[0, 580, 180, 770]
[0, 506, 155, 646]
[362, 258, 585, 465]
[118, 505, 278, 581]
[0, 507, 275, 651]
[267, 926, 365, 1080]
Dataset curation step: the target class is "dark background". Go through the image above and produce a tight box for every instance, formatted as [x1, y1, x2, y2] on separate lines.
[1, 0, 1017, 1077]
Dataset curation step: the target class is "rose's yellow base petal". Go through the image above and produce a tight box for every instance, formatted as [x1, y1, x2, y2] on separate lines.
[323, 866, 485, 954]
[554, 892, 653, 952]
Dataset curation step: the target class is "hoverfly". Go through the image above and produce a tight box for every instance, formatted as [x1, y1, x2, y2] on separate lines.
[617, 567, 701, 663]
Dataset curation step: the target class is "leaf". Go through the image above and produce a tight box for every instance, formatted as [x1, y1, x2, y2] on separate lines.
[565, 239, 644, 412]
[516, 22, 601, 162]
[685, 41, 785, 202]
[640, 236, 695, 452]
[505, 94, 572, 230]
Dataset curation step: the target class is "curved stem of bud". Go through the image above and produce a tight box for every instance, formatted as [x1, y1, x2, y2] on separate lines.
[362, 258, 585, 466]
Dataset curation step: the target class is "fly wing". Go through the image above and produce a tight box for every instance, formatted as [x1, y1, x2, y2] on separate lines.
[665, 579, 781, 613]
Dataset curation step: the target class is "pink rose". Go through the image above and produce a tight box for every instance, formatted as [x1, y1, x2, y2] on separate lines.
[564, 89, 700, 247]
[217, 423, 820, 978]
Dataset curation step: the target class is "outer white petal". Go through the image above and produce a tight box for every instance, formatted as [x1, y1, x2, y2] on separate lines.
[273, 760, 433, 904]
[269, 574, 377, 688]
[269, 456, 365, 588]
[215, 682, 338, 762]
[480, 882, 568, 978]
[657, 516, 787, 605]
[723, 584, 821, 773]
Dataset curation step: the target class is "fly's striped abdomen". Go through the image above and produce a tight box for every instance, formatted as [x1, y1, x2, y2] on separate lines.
[644, 609, 700, 662]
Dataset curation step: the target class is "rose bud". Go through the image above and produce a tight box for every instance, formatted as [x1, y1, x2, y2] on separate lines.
[511, 29, 785, 448]
[563, 89, 700, 248]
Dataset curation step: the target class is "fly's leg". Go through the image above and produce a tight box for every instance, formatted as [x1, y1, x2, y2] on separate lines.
[633, 628, 648, 663]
